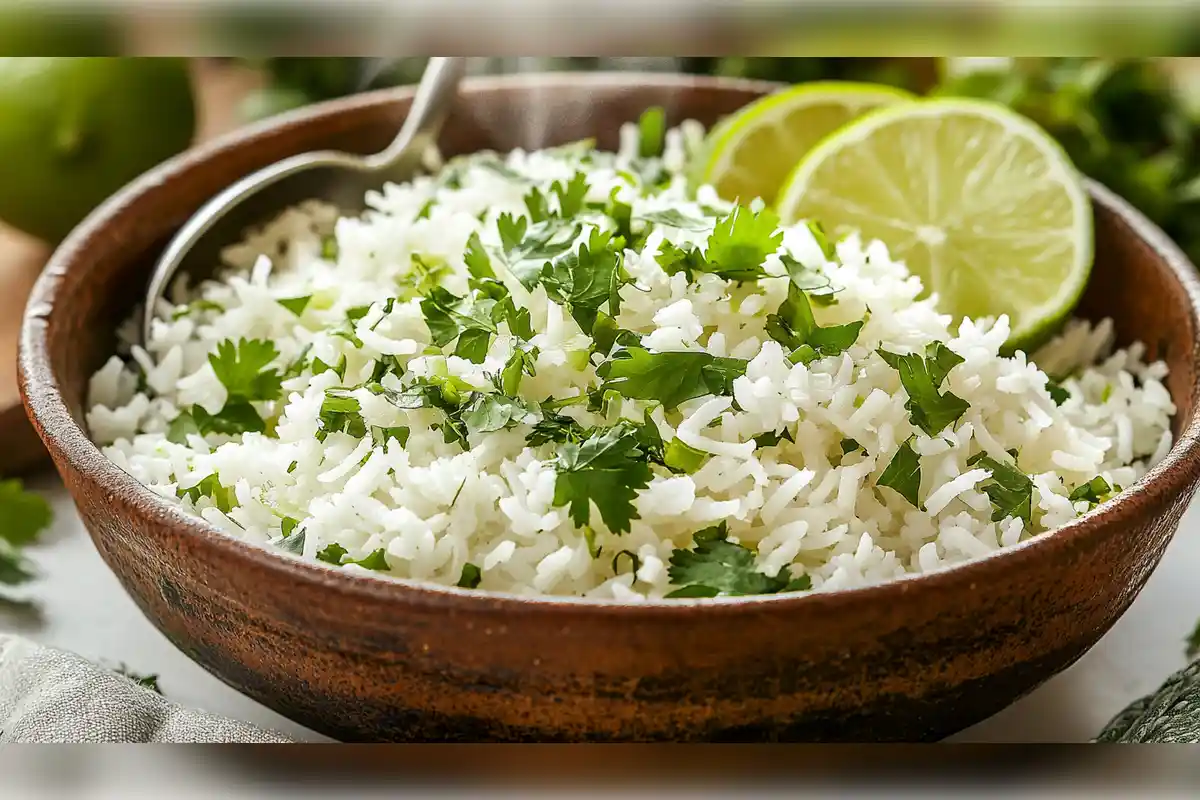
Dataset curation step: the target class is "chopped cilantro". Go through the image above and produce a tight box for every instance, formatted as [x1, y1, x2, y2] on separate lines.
[420, 286, 498, 364]
[878, 344, 970, 436]
[169, 401, 267, 443]
[702, 206, 783, 281]
[497, 346, 538, 396]
[346, 548, 390, 571]
[753, 428, 795, 449]
[209, 338, 283, 402]
[970, 453, 1034, 525]
[1046, 379, 1070, 406]
[878, 437, 922, 508]
[637, 106, 666, 158]
[552, 422, 653, 534]
[464, 231, 495, 280]
[457, 562, 482, 589]
[496, 212, 582, 290]
[539, 227, 626, 334]
[551, 172, 589, 218]
[171, 299, 225, 320]
[462, 393, 538, 435]
[805, 220, 837, 261]
[840, 438, 862, 455]
[318, 389, 367, 439]
[766, 283, 864, 360]
[276, 295, 312, 316]
[664, 522, 809, 598]
[664, 437, 708, 474]
[0, 479, 53, 547]
[598, 347, 748, 410]
[177, 474, 237, 514]
[780, 253, 837, 297]
[1069, 475, 1113, 506]
[316, 543, 347, 565]
[526, 409, 588, 447]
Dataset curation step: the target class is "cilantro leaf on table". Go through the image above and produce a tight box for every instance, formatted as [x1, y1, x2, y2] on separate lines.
[539, 227, 626, 334]
[597, 347, 748, 410]
[209, 338, 283, 402]
[1069, 475, 1113, 507]
[877, 437, 922, 508]
[702, 206, 784, 281]
[552, 422, 653, 534]
[766, 283, 864, 363]
[969, 452, 1034, 525]
[877, 343, 970, 436]
[457, 563, 483, 589]
[0, 479, 53, 547]
[665, 522, 811, 598]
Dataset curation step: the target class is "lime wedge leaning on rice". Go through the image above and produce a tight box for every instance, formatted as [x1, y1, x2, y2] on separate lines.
[775, 98, 1094, 352]
[691, 81, 915, 207]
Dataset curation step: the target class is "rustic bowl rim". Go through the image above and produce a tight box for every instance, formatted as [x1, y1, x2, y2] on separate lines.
[19, 71, 1200, 615]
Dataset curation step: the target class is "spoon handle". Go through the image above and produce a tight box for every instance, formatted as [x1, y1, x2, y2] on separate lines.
[370, 57, 469, 171]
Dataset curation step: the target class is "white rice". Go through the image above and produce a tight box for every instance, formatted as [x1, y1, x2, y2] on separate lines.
[84, 117, 1176, 600]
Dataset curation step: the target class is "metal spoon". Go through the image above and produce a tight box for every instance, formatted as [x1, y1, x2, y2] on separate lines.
[141, 56, 468, 344]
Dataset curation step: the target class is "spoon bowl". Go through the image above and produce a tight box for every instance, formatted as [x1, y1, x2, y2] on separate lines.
[140, 57, 466, 344]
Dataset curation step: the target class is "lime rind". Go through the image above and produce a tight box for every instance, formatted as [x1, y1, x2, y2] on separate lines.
[775, 97, 1093, 352]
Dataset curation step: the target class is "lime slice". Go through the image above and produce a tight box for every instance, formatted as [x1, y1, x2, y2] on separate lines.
[776, 98, 1092, 351]
[693, 82, 915, 208]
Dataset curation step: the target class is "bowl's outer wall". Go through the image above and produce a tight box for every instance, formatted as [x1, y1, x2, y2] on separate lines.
[20, 75, 1200, 742]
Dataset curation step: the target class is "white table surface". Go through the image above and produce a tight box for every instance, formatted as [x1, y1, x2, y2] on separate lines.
[10, 469, 1200, 743]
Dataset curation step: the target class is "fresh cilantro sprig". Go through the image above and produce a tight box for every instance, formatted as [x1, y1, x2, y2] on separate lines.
[209, 338, 283, 402]
[665, 522, 811, 598]
[552, 421, 653, 534]
[656, 206, 783, 282]
[539, 227, 626, 335]
[878, 343, 970, 436]
[420, 286, 499, 363]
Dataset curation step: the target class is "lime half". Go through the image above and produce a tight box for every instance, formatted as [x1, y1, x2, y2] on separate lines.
[694, 81, 915, 208]
[776, 98, 1093, 351]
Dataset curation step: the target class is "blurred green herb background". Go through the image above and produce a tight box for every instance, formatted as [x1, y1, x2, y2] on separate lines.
[242, 57, 1200, 268]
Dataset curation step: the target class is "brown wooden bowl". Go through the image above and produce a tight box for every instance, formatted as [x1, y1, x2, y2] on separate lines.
[18, 73, 1200, 742]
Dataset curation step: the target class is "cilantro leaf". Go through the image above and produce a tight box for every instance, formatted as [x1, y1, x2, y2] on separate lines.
[457, 563, 482, 589]
[665, 522, 806, 598]
[551, 172, 589, 218]
[637, 106, 666, 158]
[766, 283, 864, 360]
[464, 231, 495, 280]
[779, 253, 837, 297]
[318, 389, 367, 440]
[496, 213, 582, 290]
[539, 227, 625, 334]
[552, 422, 653, 534]
[462, 393, 538, 435]
[841, 438, 862, 454]
[177, 474, 237, 514]
[702, 206, 783, 281]
[753, 428, 795, 449]
[168, 401, 267, 443]
[526, 409, 588, 447]
[320, 234, 338, 261]
[664, 437, 708, 474]
[0, 480, 53, 546]
[1069, 475, 1113, 506]
[316, 543, 347, 564]
[1046, 379, 1070, 406]
[972, 453, 1034, 525]
[1187, 618, 1200, 661]
[346, 548, 390, 571]
[598, 347, 747, 410]
[654, 241, 708, 281]
[877, 344, 970, 436]
[208, 338, 283, 402]
[420, 287, 498, 364]
[498, 346, 538, 396]
[878, 437, 922, 508]
[277, 295, 312, 316]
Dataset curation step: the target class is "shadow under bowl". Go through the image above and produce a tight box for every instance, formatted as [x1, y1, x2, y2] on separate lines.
[19, 73, 1200, 742]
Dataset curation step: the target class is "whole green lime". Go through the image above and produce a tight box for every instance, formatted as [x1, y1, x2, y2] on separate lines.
[0, 58, 196, 243]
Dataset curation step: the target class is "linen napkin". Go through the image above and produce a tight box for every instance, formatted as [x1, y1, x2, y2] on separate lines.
[0, 631, 1195, 742]
[0, 634, 290, 743]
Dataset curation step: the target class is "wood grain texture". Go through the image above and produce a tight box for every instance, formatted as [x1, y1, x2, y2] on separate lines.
[17, 74, 1200, 742]
[0, 59, 259, 476]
